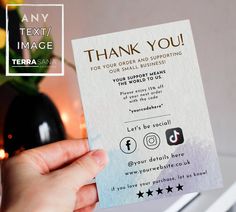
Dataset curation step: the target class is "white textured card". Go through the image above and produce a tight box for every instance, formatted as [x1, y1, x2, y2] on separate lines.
[72, 20, 222, 208]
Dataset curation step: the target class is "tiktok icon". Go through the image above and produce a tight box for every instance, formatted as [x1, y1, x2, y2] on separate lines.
[166, 127, 184, 146]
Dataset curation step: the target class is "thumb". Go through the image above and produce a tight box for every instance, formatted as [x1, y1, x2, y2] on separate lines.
[51, 149, 109, 190]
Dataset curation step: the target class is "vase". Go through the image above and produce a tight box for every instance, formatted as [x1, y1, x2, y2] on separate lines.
[3, 93, 66, 156]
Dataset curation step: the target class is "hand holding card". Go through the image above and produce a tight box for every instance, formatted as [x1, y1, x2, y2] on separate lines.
[72, 20, 222, 208]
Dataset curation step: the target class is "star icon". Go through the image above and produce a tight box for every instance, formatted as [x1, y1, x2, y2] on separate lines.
[146, 189, 153, 196]
[176, 184, 183, 191]
[156, 187, 163, 195]
[137, 191, 144, 198]
[166, 185, 173, 193]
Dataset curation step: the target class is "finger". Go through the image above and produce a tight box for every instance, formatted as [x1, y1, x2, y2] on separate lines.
[18, 139, 89, 174]
[52, 149, 108, 190]
[75, 184, 98, 210]
[74, 203, 96, 212]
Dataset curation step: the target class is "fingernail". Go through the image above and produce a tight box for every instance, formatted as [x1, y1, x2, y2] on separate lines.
[91, 150, 109, 166]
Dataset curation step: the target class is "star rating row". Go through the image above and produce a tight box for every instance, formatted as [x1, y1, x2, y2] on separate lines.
[136, 184, 183, 198]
